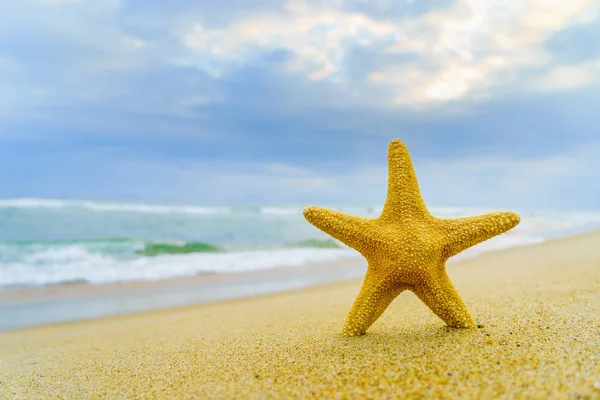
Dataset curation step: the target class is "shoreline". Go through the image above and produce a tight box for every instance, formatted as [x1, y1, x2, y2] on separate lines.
[0, 258, 367, 331]
[1, 227, 599, 398]
[1, 229, 598, 333]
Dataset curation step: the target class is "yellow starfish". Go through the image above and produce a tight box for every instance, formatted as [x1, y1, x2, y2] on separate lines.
[303, 139, 520, 336]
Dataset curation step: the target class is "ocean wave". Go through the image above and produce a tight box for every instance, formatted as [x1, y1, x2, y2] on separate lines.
[0, 246, 361, 287]
[5, 237, 136, 245]
[0, 198, 230, 215]
[0, 198, 67, 209]
[0, 236, 357, 286]
[1, 237, 343, 253]
[288, 239, 341, 248]
[0, 231, 549, 287]
[137, 242, 222, 256]
[451, 234, 545, 262]
[2, 200, 600, 287]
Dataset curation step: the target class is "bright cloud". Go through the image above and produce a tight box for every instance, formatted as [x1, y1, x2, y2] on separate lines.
[532, 58, 600, 92]
[182, 0, 598, 107]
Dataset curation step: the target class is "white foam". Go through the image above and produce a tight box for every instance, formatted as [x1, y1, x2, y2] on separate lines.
[0, 246, 361, 286]
[0, 198, 68, 208]
[0, 198, 229, 215]
[451, 234, 545, 262]
[78, 201, 229, 215]
[2, 201, 600, 287]
[0, 232, 549, 287]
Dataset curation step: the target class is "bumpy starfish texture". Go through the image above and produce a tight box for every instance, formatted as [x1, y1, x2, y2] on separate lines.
[303, 139, 520, 336]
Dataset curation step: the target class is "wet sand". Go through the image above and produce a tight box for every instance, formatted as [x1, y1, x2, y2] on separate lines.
[1, 231, 599, 398]
[0, 258, 367, 331]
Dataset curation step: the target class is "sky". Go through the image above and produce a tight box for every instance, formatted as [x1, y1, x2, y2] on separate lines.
[0, 0, 599, 210]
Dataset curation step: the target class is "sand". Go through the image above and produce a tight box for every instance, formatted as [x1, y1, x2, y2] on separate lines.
[1, 232, 599, 399]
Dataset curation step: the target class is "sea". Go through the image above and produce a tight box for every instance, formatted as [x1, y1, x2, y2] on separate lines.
[1, 198, 600, 288]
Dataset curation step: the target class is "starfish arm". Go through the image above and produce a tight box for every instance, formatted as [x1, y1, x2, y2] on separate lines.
[342, 268, 406, 336]
[380, 139, 428, 221]
[439, 211, 520, 259]
[410, 270, 476, 328]
[303, 206, 378, 255]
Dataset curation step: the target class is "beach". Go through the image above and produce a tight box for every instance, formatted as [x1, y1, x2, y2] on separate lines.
[1, 231, 599, 399]
[4, 0, 600, 397]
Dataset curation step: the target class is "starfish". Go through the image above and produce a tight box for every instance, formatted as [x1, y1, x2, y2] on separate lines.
[303, 139, 520, 336]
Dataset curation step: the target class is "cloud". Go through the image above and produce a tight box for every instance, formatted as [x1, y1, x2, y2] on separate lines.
[0, 0, 155, 120]
[181, 0, 598, 107]
[0, 0, 599, 211]
[415, 142, 600, 209]
[531, 58, 600, 92]
[7, 137, 596, 210]
[2, 0, 599, 127]
[135, 139, 600, 209]
[309, 139, 600, 210]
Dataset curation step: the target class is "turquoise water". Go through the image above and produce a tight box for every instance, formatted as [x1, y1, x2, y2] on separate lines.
[1, 198, 599, 286]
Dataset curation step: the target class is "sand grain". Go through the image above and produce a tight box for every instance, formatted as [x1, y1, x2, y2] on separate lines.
[1, 232, 599, 399]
